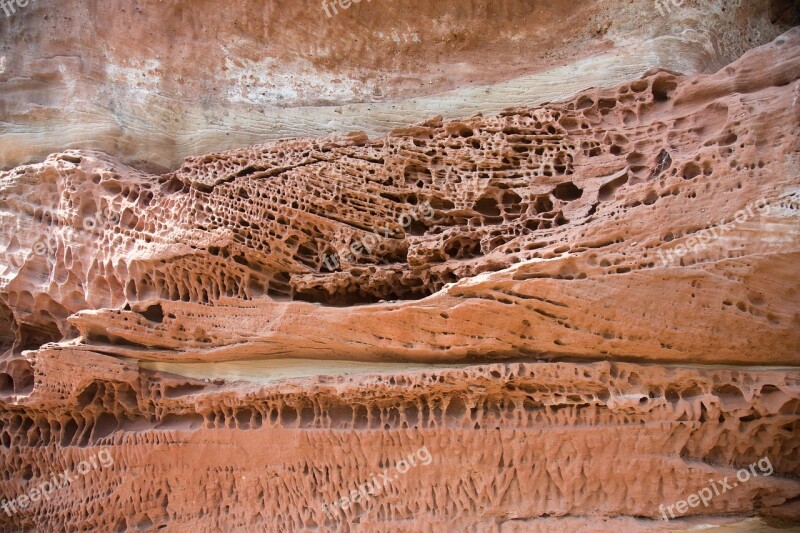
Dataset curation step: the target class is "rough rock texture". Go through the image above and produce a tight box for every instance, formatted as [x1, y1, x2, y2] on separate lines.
[3, 354, 800, 531]
[0, 20, 799, 533]
[1, 0, 798, 170]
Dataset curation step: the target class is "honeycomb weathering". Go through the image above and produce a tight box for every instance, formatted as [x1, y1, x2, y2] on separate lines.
[4, 355, 800, 531]
[0, 15, 800, 533]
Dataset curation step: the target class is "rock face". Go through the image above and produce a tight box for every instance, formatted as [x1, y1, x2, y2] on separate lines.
[0, 15, 799, 533]
[1, 0, 797, 170]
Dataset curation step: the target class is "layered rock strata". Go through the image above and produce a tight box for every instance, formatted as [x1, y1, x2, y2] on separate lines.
[1, 0, 798, 169]
[0, 26, 798, 532]
[3, 354, 800, 531]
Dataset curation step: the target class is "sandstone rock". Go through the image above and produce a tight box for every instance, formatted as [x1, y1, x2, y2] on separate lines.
[0, 14, 799, 533]
[0, 0, 797, 170]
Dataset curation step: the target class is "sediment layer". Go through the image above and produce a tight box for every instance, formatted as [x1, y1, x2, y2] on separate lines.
[0, 24, 799, 533]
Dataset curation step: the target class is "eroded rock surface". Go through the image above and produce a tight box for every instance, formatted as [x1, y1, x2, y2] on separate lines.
[1, 0, 797, 169]
[4, 355, 800, 530]
[0, 26, 798, 533]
